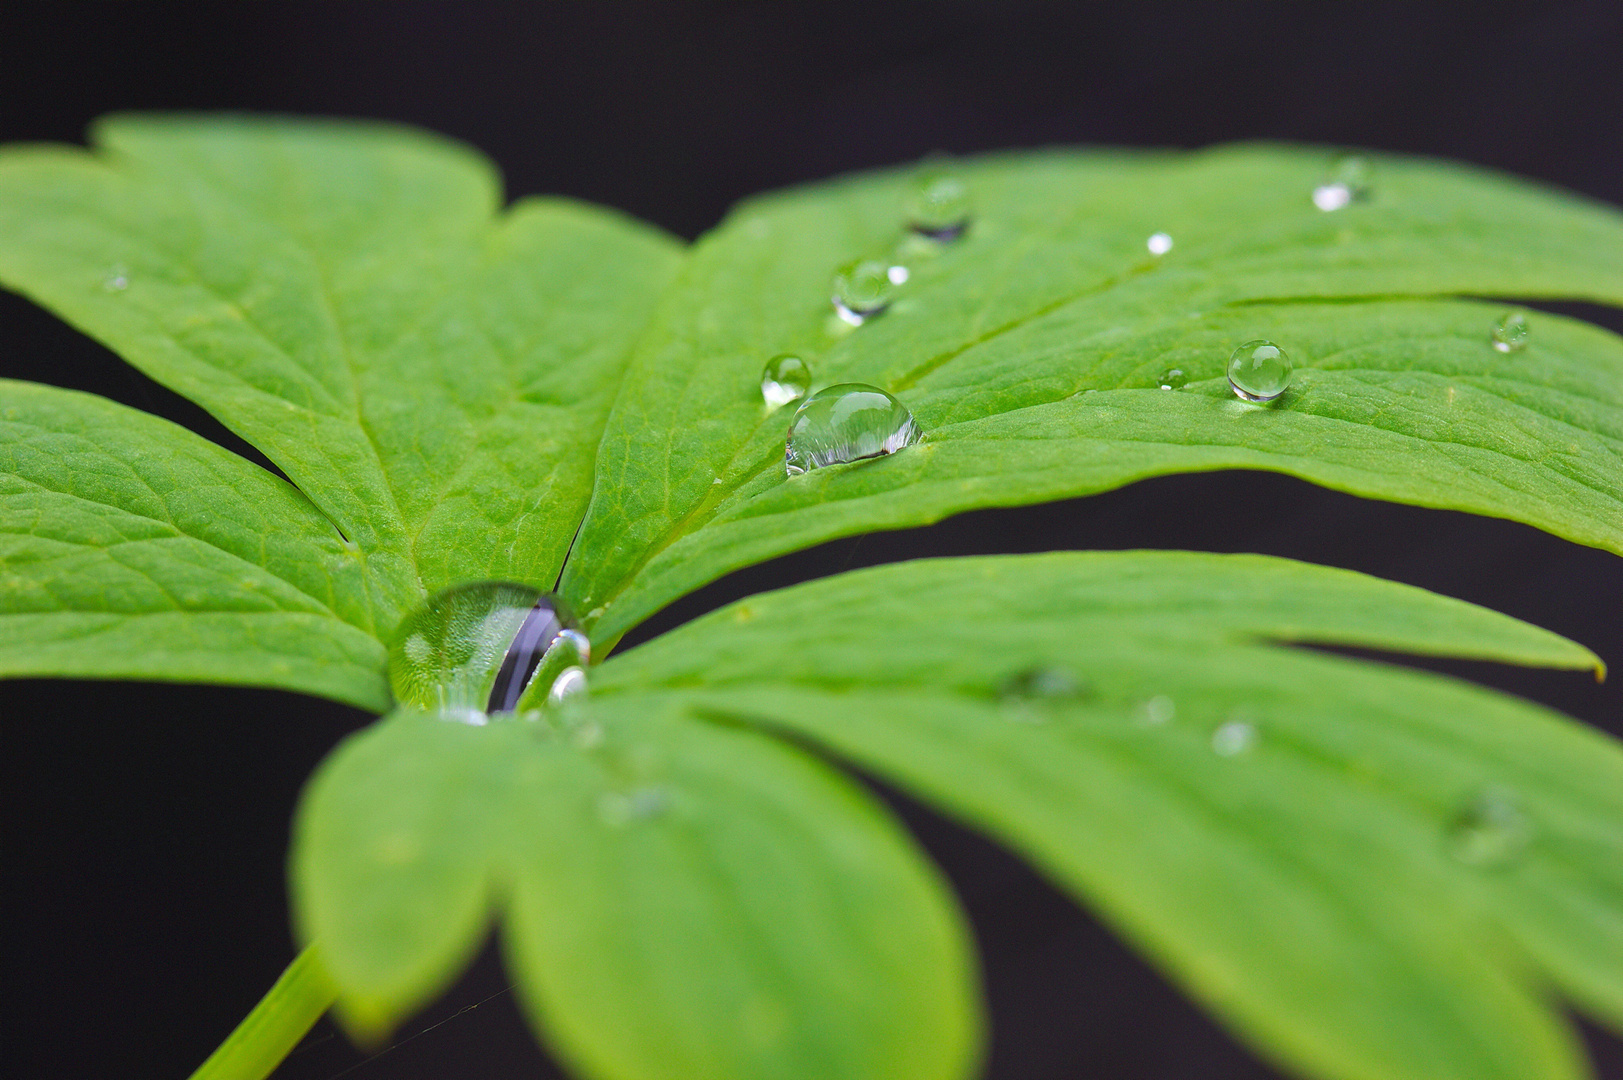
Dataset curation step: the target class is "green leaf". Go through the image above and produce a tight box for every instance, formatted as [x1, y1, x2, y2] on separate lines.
[293, 703, 980, 1080]
[0, 379, 389, 710]
[558, 148, 1623, 643]
[595, 551, 1622, 1080]
[0, 114, 683, 606]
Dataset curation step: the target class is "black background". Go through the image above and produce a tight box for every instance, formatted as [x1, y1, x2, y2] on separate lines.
[3, 3, 1621, 1078]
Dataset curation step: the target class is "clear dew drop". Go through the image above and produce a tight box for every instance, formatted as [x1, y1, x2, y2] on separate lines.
[1001, 666, 1087, 701]
[102, 266, 130, 292]
[831, 258, 902, 325]
[1449, 786, 1534, 868]
[1157, 367, 1188, 390]
[1146, 232, 1174, 256]
[760, 353, 813, 409]
[1492, 310, 1531, 353]
[906, 170, 972, 241]
[387, 582, 584, 715]
[1138, 695, 1176, 726]
[1312, 153, 1373, 212]
[1227, 340, 1293, 402]
[1211, 720, 1257, 756]
[785, 384, 921, 475]
[598, 786, 670, 828]
[547, 665, 588, 704]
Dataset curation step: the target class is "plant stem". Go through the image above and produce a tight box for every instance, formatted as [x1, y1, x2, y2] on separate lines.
[188, 943, 336, 1080]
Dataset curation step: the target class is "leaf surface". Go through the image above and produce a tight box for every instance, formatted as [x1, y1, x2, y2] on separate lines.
[293, 703, 980, 1080]
[558, 148, 1623, 643]
[596, 551, 1623, 1080]
[0, 114, 684, 609]
[0, 379, 389, 710]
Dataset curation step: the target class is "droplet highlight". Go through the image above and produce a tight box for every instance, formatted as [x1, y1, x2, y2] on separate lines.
[906, 170, 971, 242]
[1449, 786, 1534, 868]
[1227, 340, 1293, 402]
[1492, 310, 1530, 353]
[785, 384, 921, 475]
[1146, 232, 1173, 256]
[1211, 720, 1257, 756]
[388, 582, 584, 714]
[761, 353, 813, 409]
[1312, 153, 1373, 212]
[547, 665, 589, 704]
[832, 259, 902, 325]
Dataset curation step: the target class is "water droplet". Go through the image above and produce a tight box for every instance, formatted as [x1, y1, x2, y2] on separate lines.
[598, 786, 670, 827]
[906, 170, 971, 241]
[760, 353, 812, 409]
[1211, 720, 1257, 756]
[548, 665, 588, 704]
[1491, 310, 1530, 353]
[785, 384, 921, 475]
[1146, 232, 1174, 256]
[1312, 153, 1373, 212]
[831, 259, 902, 325]
[1227, 340, 1293, 402]
[1157, 367, 1188, 390]
[1138, 695, 1176, 726]
[1449, 786, 1534, 868]
[1001, 666, 1087, 701]
[387, 582, 583, 714]
[102, 266, 129, 292]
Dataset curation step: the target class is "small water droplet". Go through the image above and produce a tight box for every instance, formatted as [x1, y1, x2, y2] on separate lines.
[1449, 786, 1534, 868]
[760, 353, 813, 409]
[785, 384, 921, 475]
[1211, 720, 1257, 756]
[906, 170, 971, 241]
[1157, 367, 1188, 390]
[548, 665, 588, 704]
[387, 582, 582, 714]
[102, 266, 129, 292]
[1146, 232, 1173, 256]
[1138, 695, 1176, 726]
[1312, 153, 1373, 212]
[1491, 310, 1530, 353]
[1227, 340, 1293, 402]
[887, 264, 910, 285]
[598, 786, 670, 827]
[1001, 666, 1087, 701]
[832, 259, 902, 325]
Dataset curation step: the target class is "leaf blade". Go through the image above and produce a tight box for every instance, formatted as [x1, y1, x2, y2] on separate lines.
[0, 378, 390, 710]
[595, 551, 1622, 1080]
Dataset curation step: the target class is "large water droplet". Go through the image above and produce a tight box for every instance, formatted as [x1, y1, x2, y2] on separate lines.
[1312, 153, 1373, 212]
[906, 170, 971, 241]
[785, 384, 921, 475]
[1449, 786, 1534, 868]
[1157, 367, 1188, 390]
[1146, 232, 1174, 256]
[1211, 719, 1257, 756]
[1227, 340, 1293, 402]
[761, 353, 812, 409]
[832, 259, 902, 325]
[388, 582, 584, 714]
[1492, 310, 1530, 353]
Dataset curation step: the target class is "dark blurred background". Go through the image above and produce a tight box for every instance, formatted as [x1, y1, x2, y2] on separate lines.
[3, 3, 1621, 1078]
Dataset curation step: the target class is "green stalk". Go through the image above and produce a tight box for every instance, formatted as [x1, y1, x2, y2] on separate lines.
[188, 943, 336, 1080]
